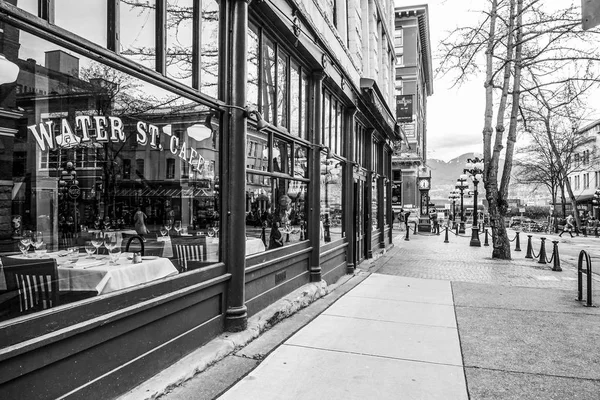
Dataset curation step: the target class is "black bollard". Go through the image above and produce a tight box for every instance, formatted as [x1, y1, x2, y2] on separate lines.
[455, 225, 459, 236]
[515, 232, 521, 251]
[525, 235, 533, 259]
[444, 226, 449, 243]
[537, 237, 547, 264]
[484, 229, 489, 246]
[583, 227, 587, 237]
[595, 227, 599, 238]
[551, 240, 562, 271]
[405, 225, 410, 241]
[413, 222, 418, 235]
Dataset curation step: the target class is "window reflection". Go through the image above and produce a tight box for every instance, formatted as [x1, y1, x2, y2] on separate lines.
[372, 177, 379, 230]
[0, 27, 221, 321]
[320, 153, 344, 243]
[120, 0, 157, 70]
[277, 51, 288, 129]
[247, 23, 260, 110]
[272, 138, 291, 174]
[199, 0, 220, 97]
[290, 62, 300, 137]
[245, 174, 308, 251]
[166, 0, 194, 87]
[262, 37, 276, 123]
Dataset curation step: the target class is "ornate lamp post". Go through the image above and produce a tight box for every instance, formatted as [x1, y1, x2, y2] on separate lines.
[464, 155, 484, 246]
[455, 175, 469, 234]
[593, 189, 600, 220]
[448, 190, 460, 228]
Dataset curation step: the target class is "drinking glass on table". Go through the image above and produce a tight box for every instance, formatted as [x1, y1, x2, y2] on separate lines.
[18, 241, 30, 257]
[84, 241, 96, 258]
[108, 248, 121, 265]
[173, 220, 182, 236]
[103, 232, 118, 253]
[67, 246, 80, 264]
[160, 225, 169, 239]
[91, 232, 104, 257]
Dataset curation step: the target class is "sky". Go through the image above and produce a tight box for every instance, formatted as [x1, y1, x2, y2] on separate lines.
[424, 0, 492, 162]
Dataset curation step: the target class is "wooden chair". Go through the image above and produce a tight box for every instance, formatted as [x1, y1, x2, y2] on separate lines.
[172, 237, 208, 272]
[2, 257, 60, 316]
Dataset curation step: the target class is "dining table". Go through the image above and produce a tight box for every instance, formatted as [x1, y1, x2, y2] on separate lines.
[2, 252, 179, 295]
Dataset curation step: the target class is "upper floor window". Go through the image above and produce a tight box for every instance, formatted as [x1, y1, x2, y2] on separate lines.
[248, 22, 310, 140]
[166, 158, 176, 179]
[15, 0, 221, 96]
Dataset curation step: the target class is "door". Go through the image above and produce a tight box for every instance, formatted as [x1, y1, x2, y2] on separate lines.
[354, 178, 366, 264]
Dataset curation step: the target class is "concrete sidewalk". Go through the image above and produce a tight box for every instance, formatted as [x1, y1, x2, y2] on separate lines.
[125, 230, 600, 399]
[218, 274, 468, 400]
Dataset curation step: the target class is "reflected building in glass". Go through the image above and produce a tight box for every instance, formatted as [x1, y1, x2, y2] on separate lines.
[0, 0, 402, 397]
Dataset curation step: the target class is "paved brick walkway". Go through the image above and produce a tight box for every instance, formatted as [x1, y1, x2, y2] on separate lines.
[372, 230, 598, 289]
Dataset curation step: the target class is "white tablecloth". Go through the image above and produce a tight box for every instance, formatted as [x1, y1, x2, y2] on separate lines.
[5, 254, 178, 295]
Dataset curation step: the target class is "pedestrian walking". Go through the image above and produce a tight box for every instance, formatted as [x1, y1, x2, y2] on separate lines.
[134, 207, 150, 242]
[559, 214, 574, 238]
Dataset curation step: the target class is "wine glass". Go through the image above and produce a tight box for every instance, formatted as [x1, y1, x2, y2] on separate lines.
[18, 241, 30, 257]
[85, 241, 96, 258]
[103, 232, 118, 253]
[30, 231, 42, 256]
[67, 246, 80, 264]
[173, 220, 182, 236]
[108, 248, 121, 265]
[165, 221, 172, 235]
[212, 222, 219, 238]
[91, 232, 104, 258]
[160, 225, 168, 239]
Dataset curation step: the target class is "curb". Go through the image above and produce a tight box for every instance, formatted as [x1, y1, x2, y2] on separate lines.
[121, 271, 368, 400]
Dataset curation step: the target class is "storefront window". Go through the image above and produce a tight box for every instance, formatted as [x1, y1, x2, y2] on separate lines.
[198, 0, 220, 97]
[277, 51, 288, 129]
[247, 23, 260, 110]
[120, 0, 157, 70]
[321, 152, 344, 243]
[262, 37, 276, 123]
[290, 62, 300, 137]
[301, 71, 309, 140]
[245, 174, 307, 251]
[372, 178, 379, 230]
[0, 28, 221, 322]
[166, 0, 194, 87]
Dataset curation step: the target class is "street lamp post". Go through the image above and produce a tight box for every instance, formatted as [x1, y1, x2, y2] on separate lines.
[593, 189, 600, 220]
[448, 190, 460, 229]
[464, 155, 484, 247]
[455, 175, 469, 234]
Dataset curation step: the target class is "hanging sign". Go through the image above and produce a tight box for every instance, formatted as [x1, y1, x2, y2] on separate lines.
[396, 95, 413, 123]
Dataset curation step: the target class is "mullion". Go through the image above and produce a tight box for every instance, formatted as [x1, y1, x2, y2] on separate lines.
[192, 0, 201, 89]
[156, 0, 166, 74]
[107, 0, 120, 52]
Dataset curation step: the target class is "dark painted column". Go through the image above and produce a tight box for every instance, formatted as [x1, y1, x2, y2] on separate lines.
[309, 71, 325, 282]
[225, 0, 248, 332]
[387, 149, 393, 244]
[376, 142, 384, 248]
[365, 129, 373, 259]
[345, 108, 357, 274]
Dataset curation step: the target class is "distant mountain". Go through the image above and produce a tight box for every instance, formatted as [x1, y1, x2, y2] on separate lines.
[427, 153, 498, 200]
[427, 153, 549, 206]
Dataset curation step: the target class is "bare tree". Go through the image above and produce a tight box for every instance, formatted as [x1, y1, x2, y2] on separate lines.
[437, 0, 600, 259]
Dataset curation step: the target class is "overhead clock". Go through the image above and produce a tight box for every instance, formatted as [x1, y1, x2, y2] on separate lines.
[418, 178, 430, 190]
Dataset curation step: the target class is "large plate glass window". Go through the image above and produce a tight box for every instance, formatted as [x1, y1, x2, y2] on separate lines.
[0, 27, 221, 324]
